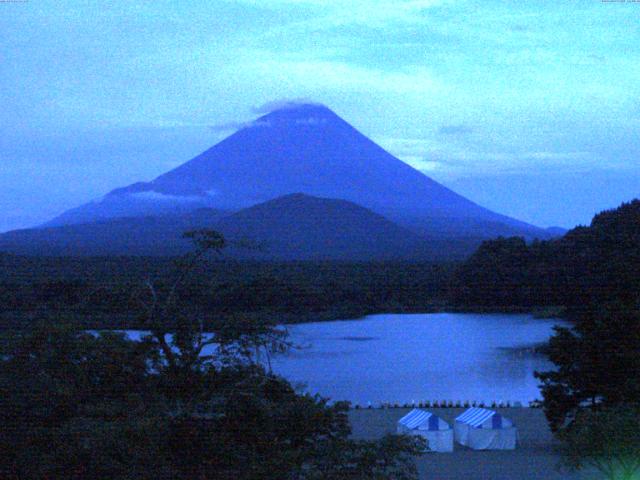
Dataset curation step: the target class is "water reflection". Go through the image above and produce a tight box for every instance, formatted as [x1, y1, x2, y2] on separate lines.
[269, 313, 566, 406]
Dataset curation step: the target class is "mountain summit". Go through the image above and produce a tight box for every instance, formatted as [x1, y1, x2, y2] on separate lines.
[47, 102, 546, 239]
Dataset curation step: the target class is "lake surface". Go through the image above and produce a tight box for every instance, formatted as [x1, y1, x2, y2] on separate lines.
[268, 313, 565, 406]
[120, 313, 565, 406]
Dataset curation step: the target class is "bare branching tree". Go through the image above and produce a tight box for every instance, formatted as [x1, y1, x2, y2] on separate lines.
[136, 229, 290, 373]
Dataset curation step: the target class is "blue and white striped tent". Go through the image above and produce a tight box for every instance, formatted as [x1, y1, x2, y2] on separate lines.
[454, 408, 517, 450]
[397, 409, 453, 452]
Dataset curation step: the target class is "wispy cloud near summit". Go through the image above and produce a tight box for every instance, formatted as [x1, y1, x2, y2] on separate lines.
[252, 98, 324, 114]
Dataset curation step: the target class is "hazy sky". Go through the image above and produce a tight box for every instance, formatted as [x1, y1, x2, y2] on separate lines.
[1, 0, 639, 232]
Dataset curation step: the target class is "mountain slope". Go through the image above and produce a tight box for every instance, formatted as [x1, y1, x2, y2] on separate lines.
[1, 194, 474, 260]
[449, 198, 640, 308]
[214, 193, 460, 260]
[47, 103, 549, 240]
[0, 209, 228, 257]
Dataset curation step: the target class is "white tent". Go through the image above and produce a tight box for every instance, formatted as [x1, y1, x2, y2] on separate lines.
[454, 407, 517, 450]
[396, 409, 454, 453]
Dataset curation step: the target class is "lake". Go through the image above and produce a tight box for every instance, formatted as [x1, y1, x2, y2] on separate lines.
[121, 312, 565, 406]
[268, 313, 565, 406]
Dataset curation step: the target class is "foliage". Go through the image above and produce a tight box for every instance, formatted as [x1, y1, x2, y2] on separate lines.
[0, 322, 423, 479]
[535, 304, 640, 433]
[0, 230, 424, 479]
[449, 199, 640, 310]
[0, 256, 453, 329]
[448, 236, 534, 307]
[464, 202, 640, 478]
[560, 405, 640, 480]
[0, 321, 167, 479]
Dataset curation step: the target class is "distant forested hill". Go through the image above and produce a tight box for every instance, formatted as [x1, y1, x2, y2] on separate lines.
[448, 199, 640, 310]
[0, 194, 478, 261]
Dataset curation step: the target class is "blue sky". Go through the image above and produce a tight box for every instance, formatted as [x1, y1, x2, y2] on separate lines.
[1, 0, 639, 231]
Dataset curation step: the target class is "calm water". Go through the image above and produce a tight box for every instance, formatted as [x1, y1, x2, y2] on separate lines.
[268, 313, 565, 406]
[121, 313, 565, 406]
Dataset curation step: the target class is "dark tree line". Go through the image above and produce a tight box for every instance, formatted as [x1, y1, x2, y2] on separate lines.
[0, 323, 423, 479]
[536, 304, 640, 431]
[480, 201, 640, 479]
[0, 231, 424, 479]
[449, 199, 640, 311]
[0, 256, 452, 329]
[534, 303, 640, 480]
[449, 200, 640, 478]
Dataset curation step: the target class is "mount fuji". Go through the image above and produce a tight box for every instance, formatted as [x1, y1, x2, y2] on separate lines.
[2, 103, 552, 258]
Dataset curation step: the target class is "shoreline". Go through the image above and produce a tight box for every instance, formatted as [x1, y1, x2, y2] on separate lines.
[0, 303, 570, 331]
[349, 407, 593, 479]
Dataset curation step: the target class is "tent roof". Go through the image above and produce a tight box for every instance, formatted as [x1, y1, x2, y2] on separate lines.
[455, 408, 500, 427]
[398, 409, 448, 430]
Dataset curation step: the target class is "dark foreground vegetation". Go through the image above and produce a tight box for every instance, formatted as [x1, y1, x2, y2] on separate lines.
[0, 232, 424, 479]
[449, 200, 640, 312]
[0, 255, 453, 330]
[534, 302, 640, 480]
[508, 201, 640, 479]
[2, 200, 639, 479]
[0, 322, 425, 479]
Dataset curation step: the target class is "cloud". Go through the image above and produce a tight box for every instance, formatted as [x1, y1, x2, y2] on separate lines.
[252, 98, 324, 114]
[438, 125, 473, 135]
[402, 158, 442, 172]
[524, 151, 591, 162]
[129, 191, 204, 202]
[377, 136, 601, 179]
[232, 0, 448, 29]
[248, 59, 444, 96]
[377, 137, 459, 174]
[586, 54, 606, 63]
[378, 137, 432, 157]
[425, 150, 604, 179]
[209, 119, 271, 133]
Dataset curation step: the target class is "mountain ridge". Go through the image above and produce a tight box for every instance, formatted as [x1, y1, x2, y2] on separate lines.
[45, 103, 550, 242]
[0, 193, 480, 260]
